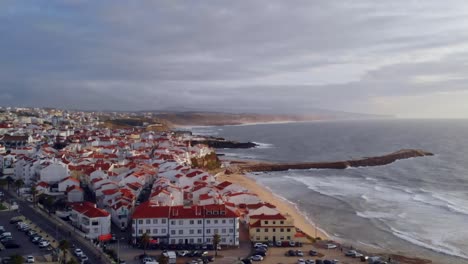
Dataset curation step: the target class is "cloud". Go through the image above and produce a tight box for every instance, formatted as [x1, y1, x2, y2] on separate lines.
[1, 0, 468, 117]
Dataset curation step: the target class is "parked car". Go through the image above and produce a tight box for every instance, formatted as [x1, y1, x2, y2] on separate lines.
[296, 250, 304, 256]
[80, 255, 89, 262]
[286, 249, 296, 256]
[254, 243, 268, 248]
[289, 241, 296, 247]
[241, 258, 253, 264]
[0, 236, 13, 243]
[177, 250, 189, 257]
[0, 232, 12, 239]
[250, 255, 263, 261]
[315, 260, 324, 264]
[305, 260, 315, 264]
[26, 256, 35, 263]
[325, 244, 337, 249]
[74, 248, 83, 257]
[31, 236, 43, 244]
[254, 251, 266, 257]
[0, 226, 5, 233]
[309, 250, 318, 256]
[297, 259, 306, 264]
[275, 241, 282, 247]
[39, 240, 50, 248]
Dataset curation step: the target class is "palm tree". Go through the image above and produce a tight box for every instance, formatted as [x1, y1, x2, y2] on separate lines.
[140, 232, 150, 255]
[0, 178, 7, 190]
[45, 196, 55, 215]
[158, 254, 169, 264]
[14, 179, 24, 195]
[30, 185, 37, 206]
[213, 233, 221, 257]
[58, 239, 70, 264]
[6, 176, 14, 191]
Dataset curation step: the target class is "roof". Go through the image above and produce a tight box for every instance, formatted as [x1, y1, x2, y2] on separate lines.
[70, 202, 110, 218]
[59, 176, 80, 184]
[132, 202, 239, 219]
[250, 213, 287, 220]
[66, 185, 83, 193]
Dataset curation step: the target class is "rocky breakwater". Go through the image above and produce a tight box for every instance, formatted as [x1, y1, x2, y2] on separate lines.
[188, 136, 258, 149]
[239, 149, 434, 172]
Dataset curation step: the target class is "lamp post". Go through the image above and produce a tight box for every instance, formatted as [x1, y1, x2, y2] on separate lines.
[117, 237, 124, 263]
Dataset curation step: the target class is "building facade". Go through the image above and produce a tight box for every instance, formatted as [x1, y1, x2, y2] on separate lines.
[132, 202, 240, 246]
[248, 213, 296, 243]
[70, 202, 111, 239]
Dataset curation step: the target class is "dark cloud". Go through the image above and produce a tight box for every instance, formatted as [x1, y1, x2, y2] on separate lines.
[1, 1, 468, 117]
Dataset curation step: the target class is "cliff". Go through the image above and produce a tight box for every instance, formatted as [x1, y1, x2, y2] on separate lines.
[188, 137, 258, 149]
[238, 149, 433, 172]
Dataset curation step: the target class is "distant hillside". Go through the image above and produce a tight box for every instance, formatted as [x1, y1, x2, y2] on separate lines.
[153, 111, 391, 127]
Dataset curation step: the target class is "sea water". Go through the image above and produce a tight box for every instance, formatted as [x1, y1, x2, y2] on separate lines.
[191, 119, 468, 264]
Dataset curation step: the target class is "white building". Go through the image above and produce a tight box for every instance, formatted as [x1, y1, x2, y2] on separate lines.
[70, 202, 111, 240]
[132, 203, 240, 246]
[58, 177, 80, 192]
[40, 162, 69, 183]
[67, 186, 84, 202]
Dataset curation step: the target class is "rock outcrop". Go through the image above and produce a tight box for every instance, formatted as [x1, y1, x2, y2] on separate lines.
[239, 149, 433, 172]
[188, 137, 258, 149]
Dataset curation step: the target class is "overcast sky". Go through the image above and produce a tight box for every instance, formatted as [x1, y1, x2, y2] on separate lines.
[1, 1, 468, 118]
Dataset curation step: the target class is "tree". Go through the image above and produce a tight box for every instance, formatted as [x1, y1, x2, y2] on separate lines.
[6, 176, 14, 191]
[140, 232, 150, 254]
[30, 185, 37, 206]
[213, 233, 221, 257]
[158, 254, 169, 264]
[58, 239, 70, 264]
[10, 254, 24, 264]
[45, 196, 55, 214]
[14, 179, 24, 195]
[0, 178, 7, 190]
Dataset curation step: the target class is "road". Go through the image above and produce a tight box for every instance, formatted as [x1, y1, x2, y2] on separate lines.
[3, 189, 109, 264]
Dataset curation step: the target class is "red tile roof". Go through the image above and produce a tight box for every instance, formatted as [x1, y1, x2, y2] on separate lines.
[70, 202, 110, 218]
[250, 213, 286, 220]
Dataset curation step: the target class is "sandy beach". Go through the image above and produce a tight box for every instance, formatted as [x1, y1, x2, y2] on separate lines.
[217, 168, 329, 241]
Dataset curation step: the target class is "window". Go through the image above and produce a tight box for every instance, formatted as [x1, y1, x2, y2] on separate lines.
[214, 229, 219, 234]
[190, 238, 194, 243]
[214, 220, 218, 224]
[146, 219, 151, 224]
[280, 228, 284, 232]
[162, 229, 166, 234]
[138, 220, 143, 224]
[145, 229, 150, 234]
[197, 220, 202, 224]
[229, 219, 234, 224]
[153, 229, 158, 234]
[222, 237, 226, 242]
[162, 219, 167, 224]
[178, 230, 183, 235]
[255, 236, 260, 241]
[222, 220, 226, 224]
[138, 230, 143, 234]
[170, 239, 175, 244]
[280, 221, 284, 224]
[206, 220, 211, 224]
[132, 220, 136, 224]
[273, 221, 276, 224]
[198, 229, 202, 234]
[287, 236, 291, 240]
[171, 230, 176, 235]
[206, 238, 211, 242]
[190, 229, 194, 234]
[190, 220, 194, 224]
[153, 219, 158, 224]
[206, 229, 211, 234]
[178, 239, 183, 244]
[287, 228, 291, 232]
[256, 228, 260, 232]
[222, 229, 226, 234]
[179, 220, 183, 225]
[229, 229, 234, 233]
[197, 238, 202, 243]
[171, 220, 175, 225]
[273, 229, 276, 232]
[264, 228, 268, 232]
[264, 236, 269, 241]
[265, 221, 269, 224]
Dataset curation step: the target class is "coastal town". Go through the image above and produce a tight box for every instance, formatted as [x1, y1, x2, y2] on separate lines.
[0, 107, 420, 264]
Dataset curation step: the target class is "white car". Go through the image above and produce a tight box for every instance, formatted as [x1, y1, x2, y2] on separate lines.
[26, 256, 35, 263]
[74, 248, 83, 257]
[297, 259, 306, 264]
[80, 255, 89, 261]
[326, 243, 337, 249]
[250, 255, 264, 261]
[39, 240, 50, 248]
[254, 243, 268, 248]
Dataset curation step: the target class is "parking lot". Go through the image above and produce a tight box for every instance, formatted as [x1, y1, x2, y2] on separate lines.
[0, 210, 56, 262]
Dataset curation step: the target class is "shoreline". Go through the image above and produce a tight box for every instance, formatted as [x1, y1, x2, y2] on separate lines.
[216, 169, 329, 241]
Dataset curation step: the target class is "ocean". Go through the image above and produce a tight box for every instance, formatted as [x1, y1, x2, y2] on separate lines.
[191, 119, 468, 264]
